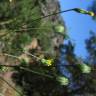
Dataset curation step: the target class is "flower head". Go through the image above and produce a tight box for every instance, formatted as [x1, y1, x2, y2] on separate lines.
[87, 11, 95, 17]
[41, 58, 54, 66]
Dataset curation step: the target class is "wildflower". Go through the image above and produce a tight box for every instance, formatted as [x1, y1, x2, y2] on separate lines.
[73, 8, 95, 17]
[41, 58, 54, 66]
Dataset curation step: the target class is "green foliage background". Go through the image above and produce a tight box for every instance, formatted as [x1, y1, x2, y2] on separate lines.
[0, 0, 96, 96]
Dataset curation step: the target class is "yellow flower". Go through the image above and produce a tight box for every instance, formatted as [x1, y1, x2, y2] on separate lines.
[41, 58, 54, 66]
[88, 11, 95, 17]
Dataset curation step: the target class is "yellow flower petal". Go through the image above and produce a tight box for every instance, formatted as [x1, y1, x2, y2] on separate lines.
[88, 11, 95, 16]
[41, 59, 53, 66]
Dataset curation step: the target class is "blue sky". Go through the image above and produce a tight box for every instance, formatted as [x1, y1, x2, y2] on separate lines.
[59, 0, 96, 58]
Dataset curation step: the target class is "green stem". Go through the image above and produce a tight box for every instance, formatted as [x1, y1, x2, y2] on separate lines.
[23, 51, 40, 60]
[14, 27, 51, 32]
[20, 67, 54, 79]
[0, 64, 54, 79]
[0, 8, 74, 26]
[4, 53, 20, 60]
[32, 8, 75, 22]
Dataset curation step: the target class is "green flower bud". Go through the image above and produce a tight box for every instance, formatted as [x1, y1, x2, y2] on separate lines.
[56, 75, 69, 86]
[73, 8, 95, 17]
[55, 25, 65, 33]
[78, 64, 91, 74]
[73, 8, 89, 14]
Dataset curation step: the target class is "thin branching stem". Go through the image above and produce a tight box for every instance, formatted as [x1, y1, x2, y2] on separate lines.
[23, 51, 40, 60]
[32, 8, 75, 22]
[3, 53, 20, 60]
[20, 67, 54, 79]
[0, 8, 74, 25]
